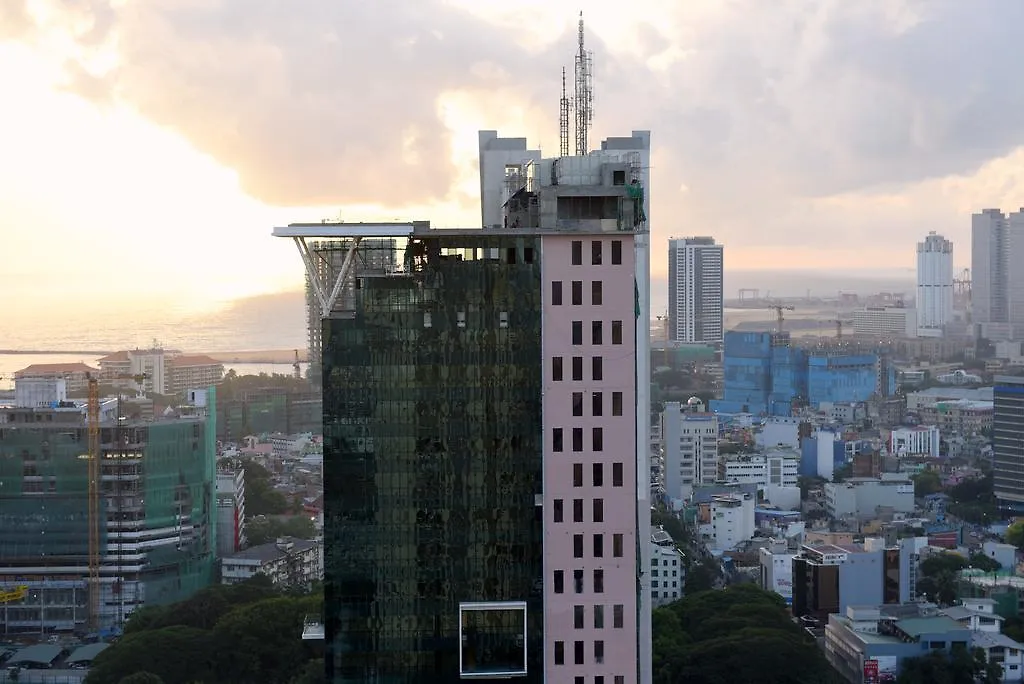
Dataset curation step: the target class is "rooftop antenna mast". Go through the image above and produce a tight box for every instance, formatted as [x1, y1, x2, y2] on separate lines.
[574, 11, 593, 156]
[559, 67, 571, 157]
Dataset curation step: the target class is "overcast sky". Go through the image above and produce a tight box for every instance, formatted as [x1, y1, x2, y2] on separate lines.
[2, 0, 1020, 321]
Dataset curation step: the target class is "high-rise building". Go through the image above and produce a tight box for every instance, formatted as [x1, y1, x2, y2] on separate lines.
[0, 389, 217, 633]
[971, 208, 1024, 339]
[667, 237, 724, 344]
[660, 401, 718, 502]
[993, 376, 1024, 511]
[916, 231, 954, 337]
[276, 131, 652, 682]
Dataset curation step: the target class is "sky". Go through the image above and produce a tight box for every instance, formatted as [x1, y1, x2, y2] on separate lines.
[4, 0, 1024, 322]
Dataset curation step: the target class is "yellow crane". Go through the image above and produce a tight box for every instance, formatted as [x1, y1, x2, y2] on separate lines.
[0, 586, 28, 604]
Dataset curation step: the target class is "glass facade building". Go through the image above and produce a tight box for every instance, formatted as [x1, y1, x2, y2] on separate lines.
[322, 236, 545, 682]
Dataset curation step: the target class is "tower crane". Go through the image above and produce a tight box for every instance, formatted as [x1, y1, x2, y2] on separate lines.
[0, 585, 28, 603]
[827, 319, 854, 343]
[767, 304, 795, 333]
[293, 350, 302, 379]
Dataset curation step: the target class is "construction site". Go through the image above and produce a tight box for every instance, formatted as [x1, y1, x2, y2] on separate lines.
[0, 377, 217, 636]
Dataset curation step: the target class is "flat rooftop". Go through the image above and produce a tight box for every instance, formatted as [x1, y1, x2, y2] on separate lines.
[273, 221, 643, 239]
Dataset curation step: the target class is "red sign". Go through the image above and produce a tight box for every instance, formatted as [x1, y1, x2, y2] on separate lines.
[863, 659, 879, 684]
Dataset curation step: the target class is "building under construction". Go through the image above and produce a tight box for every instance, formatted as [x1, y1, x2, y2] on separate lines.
[303, 239, 396, 385]
[0, 391, 217, 635]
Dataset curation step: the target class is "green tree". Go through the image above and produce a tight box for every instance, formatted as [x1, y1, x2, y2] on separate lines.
[913, 470, 943, 497]
[118, 674, 165, 684]
[1007, 520, 1024, 550]
[242, 460, 288, 516]
[653, 585, 835, 683]
[86, 626, 217, 684]
[289, 658, 325, 684]
[246, 515, 316, 546]
[897, 646, 1001, 684]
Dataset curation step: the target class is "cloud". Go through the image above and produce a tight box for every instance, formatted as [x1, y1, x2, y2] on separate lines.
[8, 0, 1024, 269]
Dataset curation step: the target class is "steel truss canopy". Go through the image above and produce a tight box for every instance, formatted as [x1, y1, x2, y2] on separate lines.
[272, 221, 427, 319]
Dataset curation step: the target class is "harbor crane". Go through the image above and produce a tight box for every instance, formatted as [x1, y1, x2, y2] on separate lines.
[767, 304, 795, 333]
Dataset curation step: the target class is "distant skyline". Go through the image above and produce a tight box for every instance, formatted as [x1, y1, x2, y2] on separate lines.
[2, 1, 1015, 322]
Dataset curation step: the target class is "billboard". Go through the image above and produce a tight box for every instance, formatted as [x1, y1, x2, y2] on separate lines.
[863, 656, 897, 683]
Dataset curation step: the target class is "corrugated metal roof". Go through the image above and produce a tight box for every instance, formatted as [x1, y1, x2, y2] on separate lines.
[67, 642, 109, 663]
[10, 644, 63, 665]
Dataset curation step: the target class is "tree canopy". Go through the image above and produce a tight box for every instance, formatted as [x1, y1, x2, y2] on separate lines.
[652, 584, 836, 683]
[241, 460, 290, 516]
[246, 515, 316, 546]
[896, 646, 1001, 684]
[85, 576, 322, 684]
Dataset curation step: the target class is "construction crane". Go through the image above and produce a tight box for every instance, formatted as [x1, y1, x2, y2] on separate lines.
[767, 304, 795, 333]
[87, 374, 101, 631]
[0, 585, 28, 604]
[827, 319, 854, 342]
[293, 350, 302, 379]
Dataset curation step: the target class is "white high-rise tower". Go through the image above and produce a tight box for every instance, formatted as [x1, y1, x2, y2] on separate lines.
[916, 232, 953, 337]
[668, 237, 724, 344]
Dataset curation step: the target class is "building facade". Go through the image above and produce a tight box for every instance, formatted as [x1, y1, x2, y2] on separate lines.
[889, 426, 941, 459]
[220, 536, 320, 588]
[916, 232, 954, 337]
[650, 528, 683, 607]
[0, 399, 217, 634]
[667, 237, 724, 345]
[824, 478, 915, 519]
[660, 402, 718, 502]
[851, 306, 917, 339]
[302, 129, 652, 682]
[994, 376, 1024, 510]
[215, 469, 246, 557]
[972, 208, 1024, 339]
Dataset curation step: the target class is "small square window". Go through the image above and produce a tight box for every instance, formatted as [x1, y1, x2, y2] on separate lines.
[574, 605, 585, 629]
[554, 570, 564, 593]
[612, 392, 623, 416]
[594, 499, 604, 522]
[593, 534, 604, 558]
[572, 281, 583, 306]
[593, 427, 603, 452]
[592, 241, 602, 265]
[592, 321, 603, 345]
[592, 357, 603, 381]
[594, 570, 604, 593]
[571, 241, 583, 265]
[595, 640, 605, 665]
[553, 499, 563, 523]
[615, 677, 625, 684]
[553, 356, 563, 381]
[572, 321, 583, 345]
[574, 534, 584, 558]
[593, 463, 603, 487]
[573, 498, 584, 523]
[613, 604, 623, 628]
[573, 428, 584, 452]
[572, 357, 584, 381]
[613, 533, 623, 557]
[552, 281, 563, 305]
[553, 428, 563, 452]
[611, 320, 623, 344]
[594, 605, 605, 629]
[575, 640, 585, 665]
[592, 392, 603, 416]
[459, 602, 527, 678]
[523, 246, 534, 263]
[592, 281, 603, 305]
[613, 463, 623, 487]
[572, 392, 584, 417]
[611, 240, 622, 265]
[573, 463, 583, 487]
[555, 640, 565, 665]
[574, 569, 584, 593]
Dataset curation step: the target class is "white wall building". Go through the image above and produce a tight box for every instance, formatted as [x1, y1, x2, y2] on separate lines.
[824, 477, 915, 518]
[890, 426, 941, 458]
[13, 378, 67, 408]
[971, 208, 1024, 338]
[916, 232, 954, 337]
[216, 469, 247, 557]
[759, 539, 796, 605]
[650, 530, 684, 607]
[851, 306, 917, 339]
[719, 449, 800, 489]
[661, 403, 718, 503]
[699, 492, 756, 551]
[805, 430, 838, 481]
[756, 417, 802, 450]
[667, 237, 724, 344]
[221, 536, 322, 589]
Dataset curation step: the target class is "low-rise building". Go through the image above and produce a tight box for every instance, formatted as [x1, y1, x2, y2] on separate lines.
[661, 403, 719, 502]
[698, 492, 755, 552]
[221, 536, 321, 589]
[890, 425, 941, 458]
[13, 362, 96, 393]
[216, 469, 247, 557]
[824, 477, 915, 519]
[759, 538, 796, 605]
[650, 527, 684, 606]
[916, 399, 993, 435]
